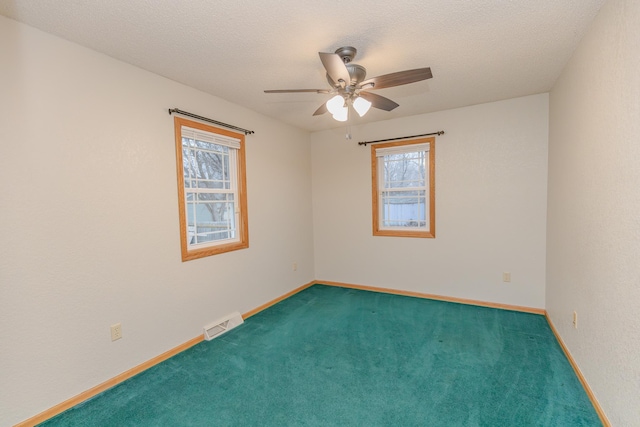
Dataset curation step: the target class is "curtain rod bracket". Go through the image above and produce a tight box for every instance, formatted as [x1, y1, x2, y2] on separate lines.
[168, 108, 255, 135]
[358, 131, 444, 146]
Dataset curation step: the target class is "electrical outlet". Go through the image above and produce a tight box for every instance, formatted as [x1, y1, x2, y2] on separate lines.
[111, 323, 122, 341]
[292, 262, 297, 271]
[502, 272, 511, 282]
[572, 311, 578, 329]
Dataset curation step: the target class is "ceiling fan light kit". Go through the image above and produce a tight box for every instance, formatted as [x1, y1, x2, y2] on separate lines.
[265, 46, 432, 122]
[353, 96, 372, 117]
[326, 94, 346, 115]
[333, 108, 348, 122]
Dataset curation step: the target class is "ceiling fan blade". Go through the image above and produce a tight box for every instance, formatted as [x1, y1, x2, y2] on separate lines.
[319, 52, 351, 86]
[359, 67, 432, 90]
[358, 92, 399, 111]
[312, 102, 328, 116]
[264, 89, 330, 94]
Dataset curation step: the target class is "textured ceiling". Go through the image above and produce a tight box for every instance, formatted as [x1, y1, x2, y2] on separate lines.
[0, 0, 606, 132]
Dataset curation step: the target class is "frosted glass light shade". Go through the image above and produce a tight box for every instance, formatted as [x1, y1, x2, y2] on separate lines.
[332, 106, 348, 122]
[353, 96, 372, 117]
[326, 95, 345, 115]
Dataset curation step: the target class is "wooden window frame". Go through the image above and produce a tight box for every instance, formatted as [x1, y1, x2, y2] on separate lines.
[371, 137, 435, 238]
[174, 117, 249, 261]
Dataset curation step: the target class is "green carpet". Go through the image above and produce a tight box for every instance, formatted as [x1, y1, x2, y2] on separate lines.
[40, 284, 601, 426]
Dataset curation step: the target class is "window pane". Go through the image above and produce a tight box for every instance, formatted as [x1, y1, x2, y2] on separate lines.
[183, 147, 193, 184]
[186, 201, 196, 244]
[182, 132, 239, 245]
[182, 139, 231, 187]
[381, 195, 426, 228]
[187, 201, 237, 245]
[383, 152, 426, 189]
[378, 147, 429, 230]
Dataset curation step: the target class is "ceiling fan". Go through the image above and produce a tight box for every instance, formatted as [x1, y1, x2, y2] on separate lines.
[264, 46, 432, 121]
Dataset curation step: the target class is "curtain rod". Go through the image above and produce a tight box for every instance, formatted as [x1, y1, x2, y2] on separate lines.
[168, 108, 255, 135]
[358, 131, 444, 146]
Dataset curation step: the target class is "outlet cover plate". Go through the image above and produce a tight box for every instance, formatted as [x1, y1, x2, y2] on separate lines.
[111, 323, 122, 341]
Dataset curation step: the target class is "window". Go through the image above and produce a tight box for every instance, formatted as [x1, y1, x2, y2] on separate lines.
[174, 117, 248, 261]
[371, 137, 435, 238]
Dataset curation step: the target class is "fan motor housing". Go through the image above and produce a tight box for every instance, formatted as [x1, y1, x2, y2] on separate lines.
[327, 63, 367, 88]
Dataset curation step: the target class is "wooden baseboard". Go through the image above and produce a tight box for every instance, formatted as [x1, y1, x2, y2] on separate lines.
[320, 281, 609, 424]
[315, 280, 545, 315]
[15, 281, 316, 427]
[242, 281, 315, 319]
[23, 280, 607, 426]
[544, 313, 611, 427]
[15, 335, 204, 427]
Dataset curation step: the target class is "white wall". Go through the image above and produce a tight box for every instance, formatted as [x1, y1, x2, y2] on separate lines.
[311, 94, 549, 309]
[0, 16, 314, 426]
[547, 0, 640, 424]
